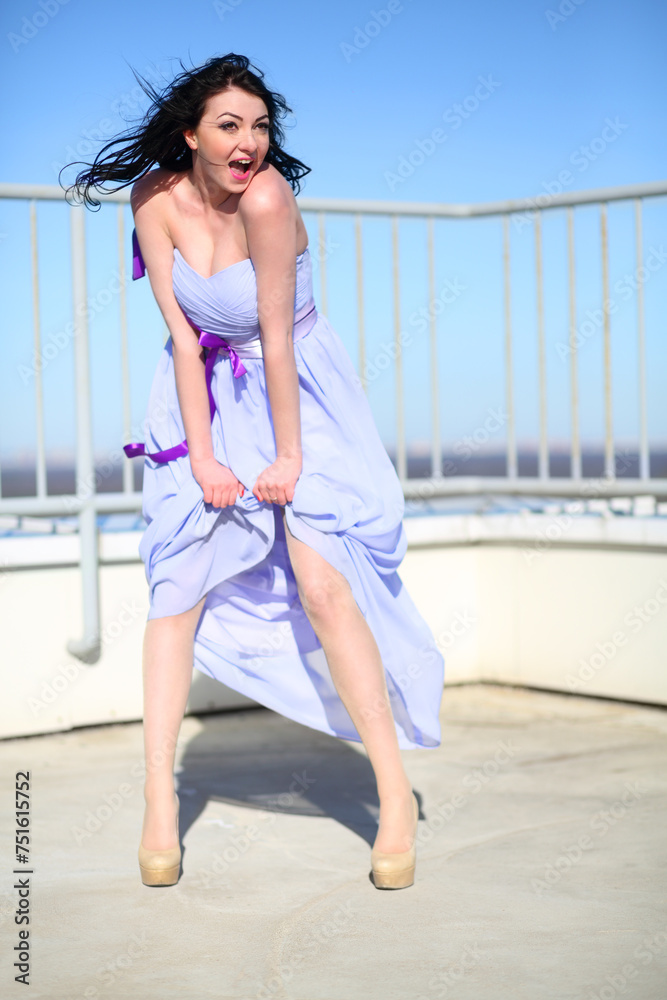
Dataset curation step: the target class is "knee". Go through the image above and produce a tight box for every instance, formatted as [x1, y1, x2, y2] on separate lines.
[298, 570, 354, 620]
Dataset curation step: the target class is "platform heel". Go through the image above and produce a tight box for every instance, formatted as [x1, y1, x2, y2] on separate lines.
[138, 793, 181, 886]
[370, 791, 419, 890]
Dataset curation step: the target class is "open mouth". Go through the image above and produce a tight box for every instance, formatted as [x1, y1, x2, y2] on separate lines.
[229, 159, 253, 180]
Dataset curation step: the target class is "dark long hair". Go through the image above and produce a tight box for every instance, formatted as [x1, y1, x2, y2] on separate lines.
[62, 52, 311, 209]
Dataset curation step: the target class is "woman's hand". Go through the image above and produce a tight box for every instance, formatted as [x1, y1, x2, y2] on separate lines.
[253, 455, 302, 506]
[190, 455, 245, 508]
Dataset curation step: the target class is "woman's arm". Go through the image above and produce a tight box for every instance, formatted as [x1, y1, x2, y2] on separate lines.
[131, 175, 243, 506]
[239, 168, 303, 492]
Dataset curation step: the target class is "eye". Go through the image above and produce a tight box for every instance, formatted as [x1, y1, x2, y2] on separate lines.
[217, 121, 269, 132]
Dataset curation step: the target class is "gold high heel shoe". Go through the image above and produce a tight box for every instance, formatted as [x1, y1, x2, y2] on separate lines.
[138, 792, 181, 886]
[370, 791, 419, 890]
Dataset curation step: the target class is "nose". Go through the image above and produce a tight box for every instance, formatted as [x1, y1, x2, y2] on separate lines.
[236, 129, 259, 153]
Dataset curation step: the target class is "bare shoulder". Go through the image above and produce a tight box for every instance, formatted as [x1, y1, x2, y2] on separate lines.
[130, 167, 182, 226]
[239, 162, 295, 218]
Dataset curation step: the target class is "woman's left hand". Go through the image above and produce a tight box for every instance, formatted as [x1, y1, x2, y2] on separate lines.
[252, 455, 302, 506]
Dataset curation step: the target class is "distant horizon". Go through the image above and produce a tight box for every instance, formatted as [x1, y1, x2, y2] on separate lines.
[3, 440, 667, 465]
[2, 442, 665, 502]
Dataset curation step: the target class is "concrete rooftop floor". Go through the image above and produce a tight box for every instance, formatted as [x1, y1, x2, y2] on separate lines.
[1, 683, 666, 1000]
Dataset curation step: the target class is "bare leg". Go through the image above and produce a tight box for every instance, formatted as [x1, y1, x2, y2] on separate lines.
[282, 511, 416, 853]
[139, 596, 207, 850]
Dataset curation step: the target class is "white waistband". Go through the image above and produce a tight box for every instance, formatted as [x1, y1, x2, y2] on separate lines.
[219, 339, 263, 359]
[214, 302, 318, 360]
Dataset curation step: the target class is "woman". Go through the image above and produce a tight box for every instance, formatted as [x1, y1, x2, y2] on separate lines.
[66, 53, 444, 890]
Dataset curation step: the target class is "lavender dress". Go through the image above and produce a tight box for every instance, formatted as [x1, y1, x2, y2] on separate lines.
[127, 230, 444, 749]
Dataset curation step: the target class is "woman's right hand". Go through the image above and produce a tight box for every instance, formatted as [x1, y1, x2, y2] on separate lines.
[190, 455, 245, 508]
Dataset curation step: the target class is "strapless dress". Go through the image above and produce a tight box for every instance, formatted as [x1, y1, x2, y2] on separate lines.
[125, 229, 444, 749]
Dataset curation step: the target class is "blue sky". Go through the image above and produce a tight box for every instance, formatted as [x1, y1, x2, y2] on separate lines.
[0, 0, 665, 463]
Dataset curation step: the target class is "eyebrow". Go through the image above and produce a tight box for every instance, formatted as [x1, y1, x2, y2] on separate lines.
[215, 111, 270, 121]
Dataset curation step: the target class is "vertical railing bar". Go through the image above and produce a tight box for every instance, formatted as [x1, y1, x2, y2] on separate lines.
[503, 215, 517, 479]
[355, 213, 367, 394]
[30, 200, 47, 499]
[318, 211, 328, 317]
[117, 205, 133, 494]
[392, 215, 406, 482]
[535, 211, 548, 480]
[567, 207, 581, 479]
[635, 197, 649, 480]
[66, 206, 101, 664]
[427, 215, 441, 479]
[600, 203, 614, 479]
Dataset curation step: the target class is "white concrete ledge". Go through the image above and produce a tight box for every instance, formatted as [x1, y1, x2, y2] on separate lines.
[404, 512, 667, 550]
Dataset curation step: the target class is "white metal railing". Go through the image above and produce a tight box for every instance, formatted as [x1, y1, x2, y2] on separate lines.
[1, 180, 666, 663]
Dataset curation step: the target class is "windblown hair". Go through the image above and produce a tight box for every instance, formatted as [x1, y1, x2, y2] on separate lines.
[62, 52, 311, 209]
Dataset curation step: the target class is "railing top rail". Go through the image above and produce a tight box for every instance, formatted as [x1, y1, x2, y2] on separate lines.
[1, 179, 666, 216]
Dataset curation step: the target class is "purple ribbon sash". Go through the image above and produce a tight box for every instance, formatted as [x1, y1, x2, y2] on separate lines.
[124, 229, 316, 464]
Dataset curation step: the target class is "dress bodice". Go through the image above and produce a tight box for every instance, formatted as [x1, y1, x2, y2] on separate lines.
[172, 245, 316, 348]
[131, 228, 315, 349]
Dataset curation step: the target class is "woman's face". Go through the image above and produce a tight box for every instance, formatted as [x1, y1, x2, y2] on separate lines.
[184, 86, 271, 189]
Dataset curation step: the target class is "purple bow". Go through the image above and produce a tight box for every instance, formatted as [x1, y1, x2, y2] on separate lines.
[132, 228, 146, 280]
[196, 328, 248, 382]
